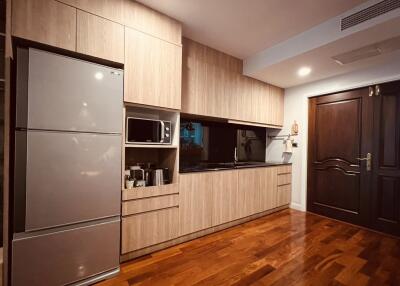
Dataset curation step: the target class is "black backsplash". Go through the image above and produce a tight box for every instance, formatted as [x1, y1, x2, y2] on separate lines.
[180, 118, 266, 170]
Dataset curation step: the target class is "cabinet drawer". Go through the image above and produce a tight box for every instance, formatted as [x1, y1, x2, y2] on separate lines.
[277, 165, 292, 174]
[122, 184, 179, 201]
[122, 194, 179, 216]
[121, 207, 178, 253]
[277, 173, 292, 186]
[277, 184, 291, 207]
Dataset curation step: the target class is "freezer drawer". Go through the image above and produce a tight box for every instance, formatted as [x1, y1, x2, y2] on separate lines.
[15, 130, 121, 232]
[16, 48, 123, 133]
[12, 219, 120, 286]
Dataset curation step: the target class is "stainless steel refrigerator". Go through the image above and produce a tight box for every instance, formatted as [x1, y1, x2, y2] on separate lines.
[12, 48, 123, 286]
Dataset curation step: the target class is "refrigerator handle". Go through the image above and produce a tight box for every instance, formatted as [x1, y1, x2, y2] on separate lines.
[14, 131, 28, 233]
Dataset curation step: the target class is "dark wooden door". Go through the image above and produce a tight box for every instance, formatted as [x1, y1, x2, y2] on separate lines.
[371, 82, 400, 236]
[307, 88, 374, 226]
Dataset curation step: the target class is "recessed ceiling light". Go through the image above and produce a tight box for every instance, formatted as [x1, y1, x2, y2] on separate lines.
[297, 67, 311, 77]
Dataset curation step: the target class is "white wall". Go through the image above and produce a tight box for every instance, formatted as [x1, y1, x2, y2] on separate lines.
[266, 58, 400, 211]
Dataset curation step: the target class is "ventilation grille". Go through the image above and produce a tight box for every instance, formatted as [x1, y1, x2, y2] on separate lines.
[341, 0, 400, 31]
[332, 35, 400, 65]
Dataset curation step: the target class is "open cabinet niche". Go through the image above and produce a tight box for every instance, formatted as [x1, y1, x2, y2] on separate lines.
[124, 147, 178, 187]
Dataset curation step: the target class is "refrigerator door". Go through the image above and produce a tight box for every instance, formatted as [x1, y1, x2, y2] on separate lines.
[16, 48, 123, 133]
[19, 130, 121, 232]
[12, 219, 120, 286]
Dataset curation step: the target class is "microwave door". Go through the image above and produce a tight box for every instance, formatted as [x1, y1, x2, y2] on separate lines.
[127, 118, 161, 143]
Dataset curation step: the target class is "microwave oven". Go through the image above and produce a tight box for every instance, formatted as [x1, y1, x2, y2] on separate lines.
[126, 117, 172, 144]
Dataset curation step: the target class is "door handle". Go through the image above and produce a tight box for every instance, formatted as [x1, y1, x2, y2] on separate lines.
[356, 153, 372, 171]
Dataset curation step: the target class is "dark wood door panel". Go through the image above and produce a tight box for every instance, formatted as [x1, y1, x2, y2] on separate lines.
[375, 176, 400, 223]
[379, 92, 399, 168]
[308, 88, 372, 227]
[371, 81, 400, 236]
[309, 81, 400, 237]
[315, 98, 361, 164]
[314, 168, 360, 213]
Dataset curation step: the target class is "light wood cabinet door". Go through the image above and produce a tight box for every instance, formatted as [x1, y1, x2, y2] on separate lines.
[259, 167, 278, 211]
[77, 10, 124, 63]
[277, 184, 291, 207]
[212, 171, 240, 226]
[123, 0, 182, 45]
[182, 58, 208, 115]
[124, 27, 182, 109]
[12, 0, 76, 51]
[238, 168, 261, 217]
[235, 75, 251, 122]
[270, 85, 284, 126]
[59, 0, 124, 23]
[121, 207, 178, 253]
[179, 173, 213, 236]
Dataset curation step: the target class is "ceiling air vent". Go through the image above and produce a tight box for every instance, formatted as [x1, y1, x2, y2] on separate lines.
[332, 35, 400, 65]
[341, 0, 400, 31]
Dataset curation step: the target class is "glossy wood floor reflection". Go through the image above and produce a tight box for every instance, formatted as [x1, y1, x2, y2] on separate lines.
[97, 209, 400, 286]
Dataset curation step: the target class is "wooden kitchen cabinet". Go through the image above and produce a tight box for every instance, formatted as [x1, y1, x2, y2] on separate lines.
[58, 0, 124, 23]
[212, 171, 240, 226]
[179, 173, 213, 236]
[121, 207, 178, 253]
[77, 10, 124, 63]
[237, 167, 281, 216]
[235, 76, 255, 123]
[123, 0, 182, 45]
[238, 169, 262, 217]
[124, 27, 182, 109]
[259, 167, 278, 211]
[270, 85, 284, 126]
[277, 184, 291, 207]
[276, 165, 292, 207]
[12, 0, 77, 51]
[182, 38, 284, 127]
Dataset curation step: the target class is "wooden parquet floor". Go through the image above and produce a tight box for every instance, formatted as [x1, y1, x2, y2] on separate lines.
[96, 209, 400, 286]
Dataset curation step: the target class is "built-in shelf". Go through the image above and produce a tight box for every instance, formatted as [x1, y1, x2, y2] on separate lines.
[124, 144, 178, 149]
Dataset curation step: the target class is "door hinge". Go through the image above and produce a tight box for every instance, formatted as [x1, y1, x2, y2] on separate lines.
[369, 85, 381, 97]
[375, 85, 381, 96]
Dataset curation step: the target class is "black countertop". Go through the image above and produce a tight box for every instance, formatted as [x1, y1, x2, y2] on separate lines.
[179, 161, 291, 173]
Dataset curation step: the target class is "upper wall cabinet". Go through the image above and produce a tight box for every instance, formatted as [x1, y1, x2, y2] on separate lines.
[182, 38, 284, 127]
[77, 10, 124, 63]
[59, 0, 124, 23]
[123, 0, 182, 45]
[12, 0, 77, 51]
[124, 27, 182, 110]
[270, 85, 284, 126]
[59, 0, 182, 45]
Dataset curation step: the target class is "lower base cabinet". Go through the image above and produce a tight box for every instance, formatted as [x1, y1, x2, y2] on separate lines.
[179, 165, 291, 236]
[121, 165, 292, 256]
[212, 171, 240, 225]
[238, 169, 262, 218]
[179, 173, 213, 236]
[121, 207, 178, 254]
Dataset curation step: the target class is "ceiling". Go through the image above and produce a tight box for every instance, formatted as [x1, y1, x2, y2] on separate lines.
[137, 0, 366, 59]
[138, 0, 400, 88]
[254, 16, 400, 87]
